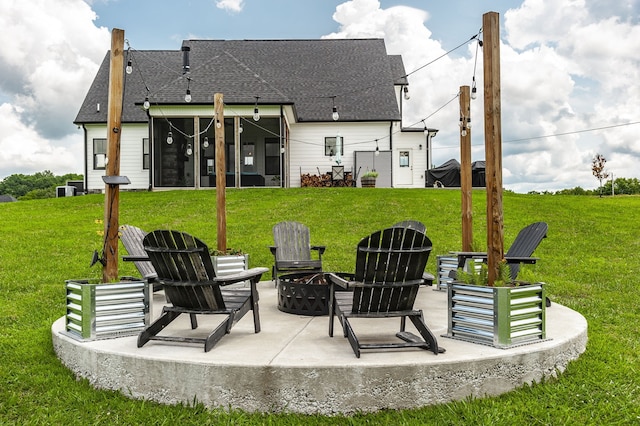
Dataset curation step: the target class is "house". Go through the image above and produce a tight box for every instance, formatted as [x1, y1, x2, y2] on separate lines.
[74, 39, 438, 191]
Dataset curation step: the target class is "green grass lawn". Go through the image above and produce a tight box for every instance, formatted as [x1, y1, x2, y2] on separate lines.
[1, 188, 639, 425]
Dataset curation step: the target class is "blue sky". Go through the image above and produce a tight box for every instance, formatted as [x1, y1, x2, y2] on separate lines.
[1, 0, 639, 192]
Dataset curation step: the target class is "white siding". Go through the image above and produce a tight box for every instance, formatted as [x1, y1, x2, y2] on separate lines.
[288, 122, 392, 187]
[85, 124, 150, 191]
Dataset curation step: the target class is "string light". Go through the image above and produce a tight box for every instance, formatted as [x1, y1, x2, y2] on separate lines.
[143, 96, 150, 110]
[126, 59, 132, 75]
[202, 136, 209, 148]
[239, 121, 243, 134]
[403, 86, 410, 100]
[471, 77, 477, 100]
[184, 77, 192, 103]
[166, 130, 173, 145]
[331, 96, 339, 121]
[253, 96, 260, 121]
[375, 139, 380, 156]
[185, 143, 193, 156]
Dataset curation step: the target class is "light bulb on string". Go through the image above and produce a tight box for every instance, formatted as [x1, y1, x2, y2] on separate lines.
[471, 77, 478, 100]
[185, 143, 193, 156]
[375, 140, 380, 156]
[166, 131, 173, 145]
[253, 96, 260, 121]
[202, 136, 209, 148]
[332, 106, 339, 121]
[184, 78, 192, 103]
[238, 121, 243, 134]
[143, 96, 150, 110]
[126, 59, 132, 75]
[403, 86, 410, 100]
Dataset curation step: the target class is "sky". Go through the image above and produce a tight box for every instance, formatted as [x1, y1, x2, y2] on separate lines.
[1, 0, 639, 193]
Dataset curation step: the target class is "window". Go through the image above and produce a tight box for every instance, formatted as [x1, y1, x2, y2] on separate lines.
[399, 151, 410, 167]
[93, 138, 107, 170]
[265, 138, 280, 175]
[143, 138, 150, 170]
[325, 136, 344, 156]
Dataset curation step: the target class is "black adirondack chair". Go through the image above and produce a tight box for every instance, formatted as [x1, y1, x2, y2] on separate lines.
[327, 227, 443, 358]
[138, 230, 268, 352]
[453, 222, 548, 280]
[270, 221, 325, 285]
[119, 225, 159, 289]
[392, 220, 426, 234]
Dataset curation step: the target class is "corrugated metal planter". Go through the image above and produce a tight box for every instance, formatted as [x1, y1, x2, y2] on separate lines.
[64, 279, 150, 341]
[447, 282, 546, 348]
[212, 254, 249, 287]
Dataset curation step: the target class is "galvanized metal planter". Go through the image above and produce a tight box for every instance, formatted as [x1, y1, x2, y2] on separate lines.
[64, 279, 150, 341]
[446, 282, 546, 348]
[212, 254, 249, 287]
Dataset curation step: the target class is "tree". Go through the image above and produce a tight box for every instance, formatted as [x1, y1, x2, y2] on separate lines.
[0, 171, 83, 199]
[591, 154, 609, 197]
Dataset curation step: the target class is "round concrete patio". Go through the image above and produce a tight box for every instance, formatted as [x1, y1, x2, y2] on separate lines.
[52, 281, 587, 415]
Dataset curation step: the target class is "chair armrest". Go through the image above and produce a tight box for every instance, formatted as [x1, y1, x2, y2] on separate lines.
[214, 267, 269, 286]
[326, 272, 354, 290]
[422, 271, 435, 285]
[269, 246, 277, 256]
[505, 256, 539, 264]
[311, 245, 326, 255]
[123, 255, 150, 262]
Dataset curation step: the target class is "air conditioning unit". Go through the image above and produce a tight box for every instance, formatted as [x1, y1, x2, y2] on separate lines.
[66, 180, 85, 195]
[56, 186, 76, 197]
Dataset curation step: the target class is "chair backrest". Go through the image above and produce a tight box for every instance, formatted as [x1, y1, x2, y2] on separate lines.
[119, 225, 158, 281]
[273, 221, 313, 261]
[392, 220, 426, 234]
[143, 230, 224, 310]
[352, 227, 432, 313]
[505, 222, 548, 279]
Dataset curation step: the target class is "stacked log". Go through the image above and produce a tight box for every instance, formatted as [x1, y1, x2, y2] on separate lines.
[301, 172, 354, 187]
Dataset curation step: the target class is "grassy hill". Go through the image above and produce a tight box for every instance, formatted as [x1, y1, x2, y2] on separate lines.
[1, 188, 638, 424]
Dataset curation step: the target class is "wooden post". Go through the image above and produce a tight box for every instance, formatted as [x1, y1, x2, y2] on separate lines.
[103, 28, 125, 282]
[214, 93, 227, 252]
[459, 85, 473, 252]
[483, 12, 504, 285]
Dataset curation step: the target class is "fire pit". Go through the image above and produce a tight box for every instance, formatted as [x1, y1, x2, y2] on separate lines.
[277, 272, 332, 316]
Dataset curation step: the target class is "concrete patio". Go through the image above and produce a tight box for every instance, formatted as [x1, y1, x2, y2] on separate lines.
[52, 280, 587, 415]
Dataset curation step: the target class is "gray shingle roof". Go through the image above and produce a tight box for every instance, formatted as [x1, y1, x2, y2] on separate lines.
[75, 39, 406, 124]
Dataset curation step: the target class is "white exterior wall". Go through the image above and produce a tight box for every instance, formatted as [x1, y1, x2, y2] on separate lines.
[287, 121, 392, 187]
[392, 127, 428, 188]
[287, 120, 426, 188]
[85, 123, 150, 191]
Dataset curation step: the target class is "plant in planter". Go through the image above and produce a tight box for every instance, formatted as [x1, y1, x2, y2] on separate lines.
[360, 170, 378, 188]
[446, 259, 547, 348]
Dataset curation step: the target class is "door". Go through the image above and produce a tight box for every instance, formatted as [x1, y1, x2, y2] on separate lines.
[396, 149, 413, 186]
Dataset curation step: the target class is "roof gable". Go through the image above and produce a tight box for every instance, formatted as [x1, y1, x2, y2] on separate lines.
[75, 39, 405, 124]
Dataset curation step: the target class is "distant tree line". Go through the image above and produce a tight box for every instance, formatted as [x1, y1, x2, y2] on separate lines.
[528, 177, 640, 196]
[0, 171, 83, 200]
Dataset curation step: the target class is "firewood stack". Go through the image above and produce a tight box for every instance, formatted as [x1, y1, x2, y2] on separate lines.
[301, 172, 354, 187]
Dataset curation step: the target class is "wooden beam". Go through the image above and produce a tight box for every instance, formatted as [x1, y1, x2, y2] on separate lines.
[482, 12, 504, 285]
[214, 93, 227, 252]
[103, 28, 125, 282]
[459, 85, 473, 251]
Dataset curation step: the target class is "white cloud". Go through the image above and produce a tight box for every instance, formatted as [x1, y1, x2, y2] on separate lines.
[326, 0, 640, 192]
[0, 0, 109, 179]
[215, 0, 244, 13]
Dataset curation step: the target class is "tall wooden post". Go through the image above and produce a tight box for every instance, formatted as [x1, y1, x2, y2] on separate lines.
[459, 85, 473, 251]
[483, 12, 504, 285]
[214, 93, 227, 252]
[103, 28, 125, 282]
